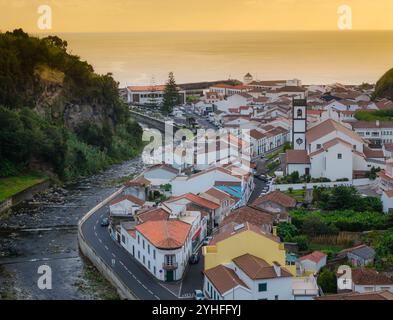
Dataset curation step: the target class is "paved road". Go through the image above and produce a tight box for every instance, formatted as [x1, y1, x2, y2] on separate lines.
[248, 176, 269, 204]
[81, 207, 179, 300]
[81, 204, 203, 300]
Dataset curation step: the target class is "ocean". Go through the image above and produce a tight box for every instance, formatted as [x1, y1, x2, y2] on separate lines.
[49, 31, 393, 87]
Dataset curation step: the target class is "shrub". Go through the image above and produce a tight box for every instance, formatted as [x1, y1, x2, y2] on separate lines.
[317, 268, 338, 294]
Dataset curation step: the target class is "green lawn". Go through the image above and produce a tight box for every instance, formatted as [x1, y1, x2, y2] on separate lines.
[309, 243, 344, 255]
[285, 189, 305, 201]
[0, 173, 48, 202]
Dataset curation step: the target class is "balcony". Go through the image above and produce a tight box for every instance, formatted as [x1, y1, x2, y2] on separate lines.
[162, 262, 178, 270]
[292, 277, 319, 297]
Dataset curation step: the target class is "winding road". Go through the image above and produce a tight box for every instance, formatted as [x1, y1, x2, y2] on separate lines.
[80, 203, 203, 300]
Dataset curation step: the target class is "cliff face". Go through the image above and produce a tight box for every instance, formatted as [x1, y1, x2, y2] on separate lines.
[33, 65, 117, 131]
[374, 68, 393, 100]
[0, 30, 142, 179]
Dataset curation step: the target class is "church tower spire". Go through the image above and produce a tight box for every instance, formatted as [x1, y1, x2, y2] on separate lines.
[292, 98, 307, 150]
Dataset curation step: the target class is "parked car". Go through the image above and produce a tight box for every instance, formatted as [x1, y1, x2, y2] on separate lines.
[100, 217, 109, 227]
[189, 253, 200, 264]
[194, 290, 205, 301]
[203, 236, 213, 246]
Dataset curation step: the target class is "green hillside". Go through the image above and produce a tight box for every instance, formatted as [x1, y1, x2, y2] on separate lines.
[0, 29, 143, 180]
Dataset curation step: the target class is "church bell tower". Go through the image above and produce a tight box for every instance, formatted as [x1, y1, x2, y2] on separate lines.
[292, 99, 307, 150]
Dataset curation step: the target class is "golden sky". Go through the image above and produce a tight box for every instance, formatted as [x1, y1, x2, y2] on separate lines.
[1, 0, 393, 32]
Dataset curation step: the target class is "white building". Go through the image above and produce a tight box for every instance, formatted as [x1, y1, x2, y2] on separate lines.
[120, 219, 192, 282]
[286, 101, 378, 181]
[171, 165, 254, 206]
[351, 120, 393, 147]
[127, 85, 186, 106]
[109, 195, 146, 216]
[349, 268, 393, 294]
[299, 251, 327, 274]
[381, 190, 393, 213]
[204, 253, 319, 300]
[142, 163, 179, 186]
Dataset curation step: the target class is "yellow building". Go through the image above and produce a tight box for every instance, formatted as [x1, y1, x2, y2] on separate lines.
[203, 221, 296, 275]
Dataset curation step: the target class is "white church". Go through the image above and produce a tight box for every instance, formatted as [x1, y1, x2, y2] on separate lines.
[285, 99, 385, 181]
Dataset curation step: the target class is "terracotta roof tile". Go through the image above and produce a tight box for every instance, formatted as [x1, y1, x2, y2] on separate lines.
[307, 119, 364, 144]
[299, 251, 327, 263]
[166, 193, 219, 210]
[135, 220, 191, 250]
[363, 146, 385, 159]
[222, 206, 274, 227]
[352, 268, 393, 285]
[204, 265, 249, 295]
[233, 254, 292, 280]
[316, 290, 393, 300]
[110, 195, 145, 207]
[285, 150, 310, 164]
[203, 188, 233, 202]
[253, 190, 297, 208]
[136, 208, 170, 223]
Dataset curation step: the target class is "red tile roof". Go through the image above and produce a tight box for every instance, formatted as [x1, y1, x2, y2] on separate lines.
[307, 119, 364, 144]
[135, 220, 191, 250]
[316, 290, 393, 300]
[352, 268, 393, 285]
[233, 254, 292, 280]
[299, 251, 327, 263]
[204, 265, 249, 295]
[210, 221, 280, 245]
[166, 193, 219, 210]
[128, 85, 167, 92]
[286, 150, 310, 164]
[110, 195, 145, 207]
[363, 146, 385, 159]
[222, 206, 274, 227]
[136, 208, 170, 223]
[253, 190, 297, 208]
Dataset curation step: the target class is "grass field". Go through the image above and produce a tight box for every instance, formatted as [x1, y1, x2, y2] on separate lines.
[0, 173, 48, 202]
[285, 189, 305, 201]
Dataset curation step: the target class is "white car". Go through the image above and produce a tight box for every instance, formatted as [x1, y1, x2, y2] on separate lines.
[194, 290, 205, 301]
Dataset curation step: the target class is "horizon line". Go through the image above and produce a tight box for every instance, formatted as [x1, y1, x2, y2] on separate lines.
[22, 28, 393, 35]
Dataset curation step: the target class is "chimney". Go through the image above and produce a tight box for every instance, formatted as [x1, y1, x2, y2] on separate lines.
[272, 226, 277, 236]
[273, 261, 281, 277]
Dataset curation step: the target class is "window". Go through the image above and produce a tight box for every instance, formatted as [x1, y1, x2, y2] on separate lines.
[154, 266, 156, 275]
[121, 235, 126, 244]
[138, 251, 140, 259]
[153, 250, 156, 259]
[337, 153, 342, 159]
[143, 240, 145, 249]
[143, 256, 145, 264]
[275, 295, 279, 300]
[148, 244, 150, 254]
[148, 261, 151, 269]
[137, 235, 140, 244]
[316, 144, 321, 150]
[297, 108, 303, 118]
[258, 283, 267, 292]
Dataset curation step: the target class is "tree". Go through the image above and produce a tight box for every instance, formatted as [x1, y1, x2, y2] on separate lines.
[277, 222, 298, 241]
[291, 235, 309, 251]
[317, 268, 337, 294]
[301, 216, 338, 237]
[162, 72, 179, 115]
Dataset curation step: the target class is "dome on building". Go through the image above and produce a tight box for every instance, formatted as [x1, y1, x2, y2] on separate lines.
[243, 73, 253, 84]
